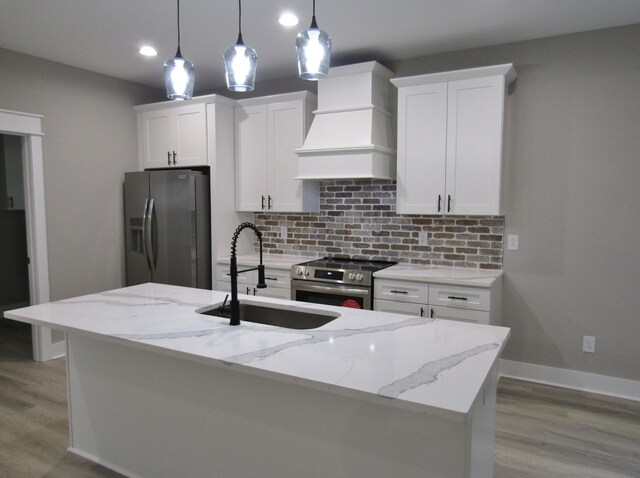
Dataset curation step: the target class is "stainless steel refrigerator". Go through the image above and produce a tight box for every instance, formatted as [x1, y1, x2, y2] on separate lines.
[124, 170, 211, 289]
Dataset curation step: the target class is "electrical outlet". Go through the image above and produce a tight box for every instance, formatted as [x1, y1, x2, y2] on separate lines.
[582, 335, 596, 353]
[507, 234, 519, 251]
[418, 231, 429, 246]
[280, 226, 287, 239]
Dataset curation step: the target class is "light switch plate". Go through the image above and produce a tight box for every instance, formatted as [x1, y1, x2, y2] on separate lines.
[280, 226, 287, 239]
[419, 231, 429, 246]
[507, 234, 519, 251]
[583, 335, 596, 353]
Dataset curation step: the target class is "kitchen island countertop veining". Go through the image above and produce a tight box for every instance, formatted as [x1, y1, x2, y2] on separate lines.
[7, 282, 508, 419]
[6, 283, 509, 478]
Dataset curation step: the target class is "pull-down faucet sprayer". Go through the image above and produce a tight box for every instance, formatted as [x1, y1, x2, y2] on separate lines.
[229, 222, 266, 326]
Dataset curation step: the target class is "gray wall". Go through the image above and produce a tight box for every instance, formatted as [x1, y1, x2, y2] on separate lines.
[0, 47, 162, 301]
[388, 24, 640, 381]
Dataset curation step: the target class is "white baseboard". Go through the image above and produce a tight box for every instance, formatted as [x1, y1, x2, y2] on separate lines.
[499, 359, 640, 402]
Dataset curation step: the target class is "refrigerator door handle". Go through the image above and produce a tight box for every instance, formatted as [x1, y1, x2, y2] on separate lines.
[141, 198, 152, 271]
[146, 198, 156, 274]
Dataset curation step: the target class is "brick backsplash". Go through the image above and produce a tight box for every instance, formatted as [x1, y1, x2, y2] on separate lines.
[254, 180, 504, 269]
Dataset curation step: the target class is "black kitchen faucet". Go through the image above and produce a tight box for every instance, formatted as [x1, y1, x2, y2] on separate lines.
[229, 222, 267, 325]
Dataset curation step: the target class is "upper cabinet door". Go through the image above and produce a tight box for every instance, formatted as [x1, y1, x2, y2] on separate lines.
[268, 100, 305, 212]
[235, 104, 269, 212]
[173, 103, 207, 168]
[139, 103, 208, 169]
[446, 76, 504, 215]
[396, 83, 447, 215]
[234, 92, 318, 213]
[393, 64, 514, 216]
[142, 110, 173, 169]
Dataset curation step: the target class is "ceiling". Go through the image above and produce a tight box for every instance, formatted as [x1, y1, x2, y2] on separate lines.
[1, 0, 639, 94]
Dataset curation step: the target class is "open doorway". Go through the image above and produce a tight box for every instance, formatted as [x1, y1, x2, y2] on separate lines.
[0, 134, 30, 309]
[0, 134, 31, 353]
[0, 108, 61, 362]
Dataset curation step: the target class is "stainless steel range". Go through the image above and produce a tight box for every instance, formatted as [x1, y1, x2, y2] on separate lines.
[290, 257, 397, 310]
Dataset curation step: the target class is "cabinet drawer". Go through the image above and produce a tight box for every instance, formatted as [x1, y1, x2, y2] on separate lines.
[255, 287, 290, 300]
[431, 305, 490, 325]
[374, 299, 430, 318]
[216, 266, 256, 285]
[429, 284, 490, 311]
[374, 279, 428, 304]
[263, 268, 291, 289]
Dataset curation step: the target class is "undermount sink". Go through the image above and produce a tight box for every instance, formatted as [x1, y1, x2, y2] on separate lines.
[197, 301, 340, 330]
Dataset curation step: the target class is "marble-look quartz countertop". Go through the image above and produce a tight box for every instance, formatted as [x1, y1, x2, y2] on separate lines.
[6, 283, 509, 420]
[217, 253, 315, 270]
[374, 263, 503, 288]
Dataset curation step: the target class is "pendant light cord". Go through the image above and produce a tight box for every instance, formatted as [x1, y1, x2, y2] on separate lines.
[310, 0, 318, 29]
[236, 0, 244, 44]
[177, 0, 181, 48]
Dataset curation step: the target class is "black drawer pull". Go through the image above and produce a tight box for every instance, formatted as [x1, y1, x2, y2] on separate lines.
[390, 290, 408, 294]
[430, 308, 434, 318]
[420, 307, 424, 317]
[447, 295, 468, 301]
[265, 277, 278, 281]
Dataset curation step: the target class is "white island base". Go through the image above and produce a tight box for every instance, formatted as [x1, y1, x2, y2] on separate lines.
[67, 333, 497, 478]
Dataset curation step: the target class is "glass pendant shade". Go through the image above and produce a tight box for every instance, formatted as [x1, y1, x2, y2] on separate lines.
[224, 34, 257, 92]
[164, 47, 195, 100]
[296, 17, 331, 80]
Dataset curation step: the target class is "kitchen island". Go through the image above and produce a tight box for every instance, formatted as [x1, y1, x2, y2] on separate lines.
[6, 283, 509, 478]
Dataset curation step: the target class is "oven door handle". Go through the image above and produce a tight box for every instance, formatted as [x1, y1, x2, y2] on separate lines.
[294, 283, 370, 297]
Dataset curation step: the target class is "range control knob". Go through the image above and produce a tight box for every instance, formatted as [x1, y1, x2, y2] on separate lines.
[348, 273, 355, 280]
[296, 267, 304, 276]
[304, 269, 310, 277]
[355, 273, 364, 281]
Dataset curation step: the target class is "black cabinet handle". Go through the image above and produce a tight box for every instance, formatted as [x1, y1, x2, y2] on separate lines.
[9, 196, 14, 209]
[420, 307, 424, 317]
[447, 295, 468, 301]
[437, 194, 442, 212]
[430, 308, 434, 318]
[265, 277, 278, 281]
[447, 195, 452, 213]
[390, 290, 408, 294]
[172, 151, 177, 165]
[268, 195, 272, 210]
[261, 195, 265, 210]
[167, 151, 171, 166]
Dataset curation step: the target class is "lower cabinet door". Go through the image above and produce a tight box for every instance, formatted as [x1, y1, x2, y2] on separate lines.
[374, 299, 429, 318]
[431, 305, 490, 325]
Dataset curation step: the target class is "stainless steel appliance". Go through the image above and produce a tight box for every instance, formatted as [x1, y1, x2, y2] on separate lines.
[124, 170, 211, 289]
[290, 257, 396, 310]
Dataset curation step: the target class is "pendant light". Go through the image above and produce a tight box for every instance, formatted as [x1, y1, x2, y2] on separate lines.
[164, 0, 195, 100]
[296, 0, 331, 80]
[224, 0, 257, 92]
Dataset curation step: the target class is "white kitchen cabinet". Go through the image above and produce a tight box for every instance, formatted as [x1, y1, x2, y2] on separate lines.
[216, 262, 292, 300]
[136, 102, 207, 169]
[235, 92, 318, 212]
[391, 64, 516, 215]
[374, 299, 430, 318]
[374, 277, 500, 325]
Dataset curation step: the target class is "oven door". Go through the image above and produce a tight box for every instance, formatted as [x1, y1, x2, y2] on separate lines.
[291, 280, 371, 310]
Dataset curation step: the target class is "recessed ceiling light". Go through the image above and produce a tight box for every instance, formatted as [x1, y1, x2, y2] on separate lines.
[278, 12, 299, 27]
[139, 46, 158, 57]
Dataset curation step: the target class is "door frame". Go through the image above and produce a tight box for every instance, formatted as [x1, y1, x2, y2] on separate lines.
[0, 108, 62, 361]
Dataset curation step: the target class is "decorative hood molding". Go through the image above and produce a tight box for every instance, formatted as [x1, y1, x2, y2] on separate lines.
[295, 61, 396, 180]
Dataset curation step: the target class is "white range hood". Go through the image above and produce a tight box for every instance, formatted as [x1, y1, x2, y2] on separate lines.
[295, 61, 396, 180]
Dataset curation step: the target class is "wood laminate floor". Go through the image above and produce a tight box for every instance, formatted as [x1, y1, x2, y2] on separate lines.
[1, 318, 639, 477]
